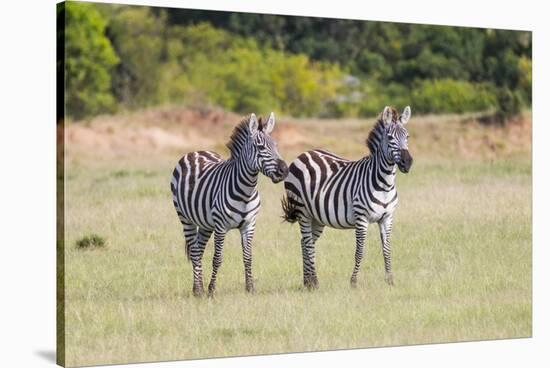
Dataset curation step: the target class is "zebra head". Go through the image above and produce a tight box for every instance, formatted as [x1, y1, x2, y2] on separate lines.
[381, 106, 413, 173]
[248, 112, 288, 183]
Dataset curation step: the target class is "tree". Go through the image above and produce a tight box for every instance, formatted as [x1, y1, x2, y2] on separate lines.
[60, 3, 532, 120]
[102, 5, 166, 109]
[61, 2, 119, 119]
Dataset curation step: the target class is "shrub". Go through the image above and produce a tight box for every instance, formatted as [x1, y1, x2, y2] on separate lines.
[61, 4, 531, 120]
[170, 23, 345, 116]
[358, 81, 410, 117]
[495, 88, 523, 122]
[267, 52, 343, 117]
[103, 6, 165, 109]
[61, 2, 119, 119]
[411, 79, 497, 114]
[75, 234, 107, 249]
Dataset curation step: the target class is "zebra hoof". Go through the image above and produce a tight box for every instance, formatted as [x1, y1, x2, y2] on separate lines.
[350, 278, 358, 288]
[192, 288, 204, 297]
[207, 283, 216, 297]
[385, 273, 394, 286]
[304, 276, 319, 290]
[245, 284, 255, 294]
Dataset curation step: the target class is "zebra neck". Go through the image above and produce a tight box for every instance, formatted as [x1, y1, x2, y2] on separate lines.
[228, 155, 259, 198]
[371, 149, 397, 189]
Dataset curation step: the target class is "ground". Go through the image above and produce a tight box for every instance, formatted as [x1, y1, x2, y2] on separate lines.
[61, 107, 531, 366]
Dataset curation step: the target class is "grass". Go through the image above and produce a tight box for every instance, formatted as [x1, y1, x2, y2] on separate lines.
[62, 113, 531, 366]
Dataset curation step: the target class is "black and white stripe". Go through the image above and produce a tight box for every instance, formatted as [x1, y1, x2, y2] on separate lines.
[171, 113, 288, 297]
[282, 106, 413, 289]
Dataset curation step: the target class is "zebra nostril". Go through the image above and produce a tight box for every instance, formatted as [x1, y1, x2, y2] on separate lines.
[277, 159, 289, 177]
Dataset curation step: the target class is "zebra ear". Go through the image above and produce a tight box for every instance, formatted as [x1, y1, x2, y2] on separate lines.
[401, 106, 411, 125]
[382, 106, 393, 126]
[265, 112, 275, 134]
[248, 113, 259, 135]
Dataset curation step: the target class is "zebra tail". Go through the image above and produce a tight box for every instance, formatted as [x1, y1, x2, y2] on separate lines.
[281, 194, 300, 223]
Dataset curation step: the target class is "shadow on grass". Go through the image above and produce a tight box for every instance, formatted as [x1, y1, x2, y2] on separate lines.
[190, 284, 311, 300]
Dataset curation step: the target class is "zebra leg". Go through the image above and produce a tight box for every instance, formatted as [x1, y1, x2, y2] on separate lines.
[300, 220, 321, 289]
[189, 227, 212, 297]
[182, 223, 197, 261]
[181, 223, 201, 296]
[311, 223, 325, 244]
[378, 214, 394, 286]
[240, 223, 256, 293]
[207, 229, 226, 297]
[350, 220, 368, 287]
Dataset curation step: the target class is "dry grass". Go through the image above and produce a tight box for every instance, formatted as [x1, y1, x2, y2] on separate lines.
[62, 108, 531, 366]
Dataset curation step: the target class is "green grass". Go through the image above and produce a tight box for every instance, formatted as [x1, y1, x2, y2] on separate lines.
[62, 117, 531, 366]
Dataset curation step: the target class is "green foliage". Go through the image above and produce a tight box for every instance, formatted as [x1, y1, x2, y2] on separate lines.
[355, 81, 409, 117]
[60, 3, 532, 120]
[495, 88, 523, 122]
[266, 52, 343, 116]
[101, 6, 165, 109]
[396, 48, 469, 81]
[517, 56, 532, 102]
[61, 2, 119, 119]
[327, 78, 498, 118]
[150, 22, 344, 116]
[411, 79, 497, 114]
[172, 25, 275, 112]
[75, 234, 106, 249]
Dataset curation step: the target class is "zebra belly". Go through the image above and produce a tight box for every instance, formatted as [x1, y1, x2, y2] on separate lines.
[212, 194, 261, 230]
[294, 191, 356, 229]
[317, 217, 356, 229]
[358, 193, 398, 224]
[312, 198, 356, 228]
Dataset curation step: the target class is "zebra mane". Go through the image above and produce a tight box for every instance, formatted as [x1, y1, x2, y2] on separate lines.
[227, 115, 265, 157]
[366, 107, 399, 153]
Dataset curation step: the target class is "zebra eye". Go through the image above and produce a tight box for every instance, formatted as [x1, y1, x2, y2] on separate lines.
[257, 144, 266, 150]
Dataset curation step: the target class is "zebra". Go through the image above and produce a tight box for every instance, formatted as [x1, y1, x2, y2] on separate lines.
[281, 106, 413, 289]
[171, 113, 288, 297]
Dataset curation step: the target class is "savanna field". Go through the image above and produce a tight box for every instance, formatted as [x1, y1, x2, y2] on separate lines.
[61, 108, 532, 366]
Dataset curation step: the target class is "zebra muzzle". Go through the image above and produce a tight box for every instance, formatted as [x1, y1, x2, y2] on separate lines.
[397, 149, 413, 173]
[270, 159, 289, 183]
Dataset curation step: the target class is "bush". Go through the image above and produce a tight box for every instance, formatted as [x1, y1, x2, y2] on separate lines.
[62, 2, 119, 119]
[168, 23, 345, 116]
[411, 79, 497, 114]
[267, 52, 343, 117]
[75, 234, 107, 249]
[495, 88, 523, 122]
[103, 6, 165, 109]
[517, 56, 532, 103]
[60, 3, 531, 120]
[358, 81, 410, 117]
